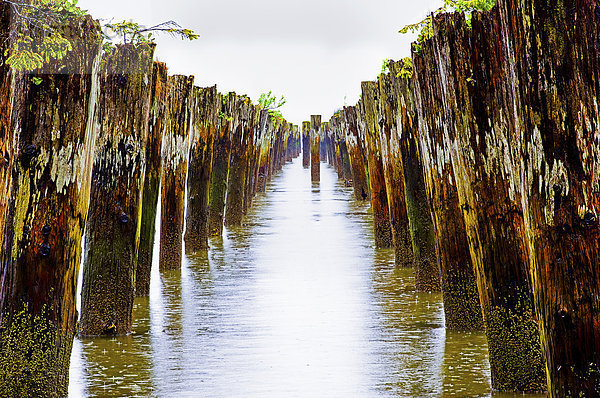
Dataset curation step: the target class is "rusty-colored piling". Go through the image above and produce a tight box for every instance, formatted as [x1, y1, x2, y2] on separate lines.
[376, 73, 417, 272]
[302, 121, 310, 168]
[208, 93, 235, 236]
[224, 96, 253, 227]
[388, 60, 443, 293]
[185, 86, 219, 252]
[159, 75, 194, 271]
[310, 115, 321, 182]
[80, 44, 154, 336]
[343, 107, 369, 201]
[0, 15, 102, 396]
[136, 61, 168, 297]
[360, 82, 392, 248]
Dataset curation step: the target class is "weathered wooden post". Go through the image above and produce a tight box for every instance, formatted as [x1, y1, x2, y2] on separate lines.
[159, 75, 194, 271]
[343, 107, 369, 201]
[302, 121, 310, 168]
[0, 2, 13, 278]
[208, 93, 235, 236]
[0, 15, 102, 396]
[185, 86, 219, 252]
[243, 105, 261, 213]
[224, 96, 253, 227]
[320, 121, 328, 162]
[388, 60, 442, 293]
[338, 119, 353, 183]
[408, 58, 483, 332]
[136, 62, 168, 297]
[80, 44, 154, 336]
[376, 73, 417, 271]
[496, 0, 600, 394]
[310, 115, 321, 182]
[256, 110, 272, 192]
[360, 82, 392, 248]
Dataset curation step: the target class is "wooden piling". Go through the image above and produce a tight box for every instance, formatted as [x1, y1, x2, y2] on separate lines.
[159, 75, 194, 271]
[343, 107, 369, 201]
[376, 73, 417, 271]
[256, 110, 272, 192]
[496, 1, 600, 394]
[208, 93, 235, 236]
[412, 10, 548, 391]
[185, 86, 219, 252]
[360, 82, 392, 248]
[302, 121, 310, 168]
[80, 44, 154, 336]
[310, 115, 321, 182]
[0, 15, 102, 396]
[408, 52, 483, 332]
[136, 61, 168, 297]
[388, 60, 443, 294]
[224, 96, 253, 227]
[0, 2, 13, 283]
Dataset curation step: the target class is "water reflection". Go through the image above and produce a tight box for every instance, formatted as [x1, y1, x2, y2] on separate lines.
[69, 157, 546, 397]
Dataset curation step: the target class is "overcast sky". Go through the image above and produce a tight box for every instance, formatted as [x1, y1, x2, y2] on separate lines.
[79, 0, 439, 125]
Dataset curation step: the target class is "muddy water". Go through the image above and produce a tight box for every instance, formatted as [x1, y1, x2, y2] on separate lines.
[69, 158, 545, 397]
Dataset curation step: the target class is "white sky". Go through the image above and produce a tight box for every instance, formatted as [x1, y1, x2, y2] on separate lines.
[78, 0, 439, 125]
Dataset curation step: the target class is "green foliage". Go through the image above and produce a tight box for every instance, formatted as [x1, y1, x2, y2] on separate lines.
[258, 91, 286, 124]
[103, 20, 199, 47]
[399, 0, 496, 54]
[5, 0, 87, 71]
[218, 111, 233, 122]
[380, 59, 390, 75]
[397, 57, 414, 79]
[3, 1, 199, 72]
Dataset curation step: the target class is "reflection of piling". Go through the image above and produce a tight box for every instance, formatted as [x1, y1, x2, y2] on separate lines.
[185, 86, 219, 252]
[208, 93, 235, 236]
[81, 44, 155, 336]
[310, 115, 321, 182]
[137, 61, 168, 296]
[159, 75, 194, 271]
[360, 82, 392, 248]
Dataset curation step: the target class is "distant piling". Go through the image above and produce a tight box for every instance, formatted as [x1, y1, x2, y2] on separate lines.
[310, 115, 321, 182]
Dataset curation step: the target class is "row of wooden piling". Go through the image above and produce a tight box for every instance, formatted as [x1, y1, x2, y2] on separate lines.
[0, 12, 299, 395]
[303, 0, 600, 396]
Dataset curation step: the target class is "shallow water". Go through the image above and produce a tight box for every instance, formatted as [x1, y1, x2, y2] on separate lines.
[69, 158, 546, 397]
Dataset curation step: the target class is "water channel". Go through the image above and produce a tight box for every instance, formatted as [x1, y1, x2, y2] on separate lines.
[68, 157, 544, 397]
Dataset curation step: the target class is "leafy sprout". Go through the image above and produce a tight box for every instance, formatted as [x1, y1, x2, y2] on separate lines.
[103, 20, 199, 47]
[399, 0, 496, 54]
[4, 0, 88, 71]
[258, 91, 286, 124]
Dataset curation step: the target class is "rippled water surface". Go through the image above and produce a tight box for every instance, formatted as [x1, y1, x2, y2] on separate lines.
[69, 158, 545, 397]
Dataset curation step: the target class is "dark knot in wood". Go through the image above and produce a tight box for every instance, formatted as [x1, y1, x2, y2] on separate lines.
[38, 242, 51, 257]
[118, 74, 128, 87]
[580, 212, 598, 229]
[119, 212, 129, 224]
[20, 144, 38, 167]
